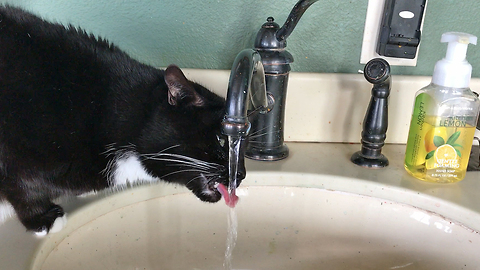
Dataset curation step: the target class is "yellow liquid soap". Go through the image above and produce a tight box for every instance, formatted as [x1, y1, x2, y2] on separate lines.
[404, 32, 480, 183]
[405, 117, 476, 183]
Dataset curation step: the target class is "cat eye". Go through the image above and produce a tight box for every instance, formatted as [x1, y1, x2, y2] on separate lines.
[216, 134, 226, 148]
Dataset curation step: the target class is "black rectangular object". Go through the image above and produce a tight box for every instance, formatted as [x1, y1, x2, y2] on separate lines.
[376, 0, 426, 59]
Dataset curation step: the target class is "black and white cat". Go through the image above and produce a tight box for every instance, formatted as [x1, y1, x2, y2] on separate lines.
[0, 5, 244, 235]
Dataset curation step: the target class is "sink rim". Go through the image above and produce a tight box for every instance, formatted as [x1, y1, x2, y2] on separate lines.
[29, 175, 480, 270]
[25, 171, 480, 269]
[35, 186, 480, 269]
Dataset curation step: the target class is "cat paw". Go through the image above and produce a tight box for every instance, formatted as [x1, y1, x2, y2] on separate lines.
[22, 205, 66, 236]
[49, 214, 67, 233]
[34, 214, 67, 237]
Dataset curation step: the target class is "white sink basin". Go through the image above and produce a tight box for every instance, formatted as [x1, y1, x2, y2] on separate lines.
[1, 143, 480, 270]
[35, 183, 480, 270]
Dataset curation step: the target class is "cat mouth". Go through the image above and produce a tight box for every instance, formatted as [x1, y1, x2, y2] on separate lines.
[209, 180, 221, 194]
[199, 174, 238, 207]
[194, 171, 242, 207]
[214, 182, 239, 208]
[192, 174, 224, 203]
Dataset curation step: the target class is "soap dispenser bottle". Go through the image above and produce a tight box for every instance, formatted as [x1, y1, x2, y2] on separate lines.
[404, 32, 480, 183]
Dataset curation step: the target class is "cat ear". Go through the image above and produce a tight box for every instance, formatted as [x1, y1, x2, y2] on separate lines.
[164, 65, 204, 107]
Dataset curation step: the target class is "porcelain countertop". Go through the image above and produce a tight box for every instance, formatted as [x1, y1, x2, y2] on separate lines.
[244, 142, 480, 231]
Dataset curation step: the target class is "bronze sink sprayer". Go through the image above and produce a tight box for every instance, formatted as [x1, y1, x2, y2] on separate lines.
[351, 58, 392, 168]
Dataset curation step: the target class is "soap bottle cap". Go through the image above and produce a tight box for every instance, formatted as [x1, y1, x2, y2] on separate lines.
[432, 32, 477, 88]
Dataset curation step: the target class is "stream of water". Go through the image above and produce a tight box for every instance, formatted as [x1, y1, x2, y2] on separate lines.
[227, 136, 242, 192]
[223, 136, 242, 270]
[223, 207, 238, 270]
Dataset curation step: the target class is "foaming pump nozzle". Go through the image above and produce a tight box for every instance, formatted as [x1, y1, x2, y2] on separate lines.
[432, 32, 477, 89]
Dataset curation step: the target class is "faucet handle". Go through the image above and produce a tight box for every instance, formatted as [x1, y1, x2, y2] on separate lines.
[276, 0, 319, 42]
[255, 0, 319, 50]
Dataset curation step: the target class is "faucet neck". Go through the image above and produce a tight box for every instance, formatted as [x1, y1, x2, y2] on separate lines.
[221, 49, 268, 137]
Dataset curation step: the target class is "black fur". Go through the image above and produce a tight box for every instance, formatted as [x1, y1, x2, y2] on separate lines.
[0, 6, 244, 234]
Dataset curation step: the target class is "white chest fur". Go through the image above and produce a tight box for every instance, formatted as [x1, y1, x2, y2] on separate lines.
[111, 153, 159, 187]
[0, 202, 15, 223]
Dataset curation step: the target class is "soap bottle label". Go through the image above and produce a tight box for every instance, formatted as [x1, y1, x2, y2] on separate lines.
[404, 93, 476, 182]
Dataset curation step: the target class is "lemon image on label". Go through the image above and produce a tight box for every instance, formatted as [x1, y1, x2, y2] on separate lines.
[435, 144, 457, 164]
[424, 130, 462, 170]
[424, 126, 448, 153]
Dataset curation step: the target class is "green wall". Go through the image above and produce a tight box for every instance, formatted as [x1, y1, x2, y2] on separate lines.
[2, 0, 480, 77]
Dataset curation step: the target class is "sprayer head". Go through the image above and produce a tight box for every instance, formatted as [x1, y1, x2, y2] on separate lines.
[432, 32, 477, 88]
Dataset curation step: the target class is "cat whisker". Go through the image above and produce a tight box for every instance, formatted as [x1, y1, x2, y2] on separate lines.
[164, 164, 221, 174]
[142, 153, 220, 170]
[246, 140, 270, 145]
[165, 163, 211, 169]
[185, 174, 209, 187]
[158, 144, 181, 153]
[248, 131, 275, 139]
[171, 156, 219, 169]
[101, 143, 137, 157]
[247, 125, 271, 136]
[160, 169, 212, 180]
[185, 173, 219, 187]
[102, 144, 181, 158]
[161, 153, 220, 168]
[142, 156, 217, 171]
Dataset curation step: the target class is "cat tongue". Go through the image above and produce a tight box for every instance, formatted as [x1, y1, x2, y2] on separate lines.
[216, 183, 239, 208]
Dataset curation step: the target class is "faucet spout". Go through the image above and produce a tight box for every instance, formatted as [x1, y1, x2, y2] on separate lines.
[221, 49, 270, 197]
[221, 49, 270, 137]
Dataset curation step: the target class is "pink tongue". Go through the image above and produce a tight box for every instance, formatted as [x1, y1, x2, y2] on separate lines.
[217, 183, 239, 208]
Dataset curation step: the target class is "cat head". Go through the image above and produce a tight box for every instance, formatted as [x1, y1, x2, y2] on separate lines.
[138, 65, 245, 203]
